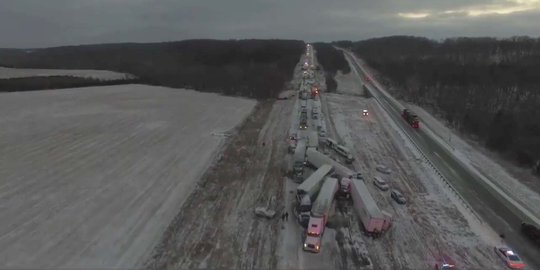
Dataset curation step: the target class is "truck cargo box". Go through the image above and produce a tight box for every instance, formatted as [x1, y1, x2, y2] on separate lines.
[350, 179, 391, 234]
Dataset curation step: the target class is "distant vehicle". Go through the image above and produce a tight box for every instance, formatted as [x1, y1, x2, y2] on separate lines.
[494, 246, 525, 269]
[364, 75, 372, 83]
[521, 222, 540, 246]
[390, 189, 406, 204]
[362, 109, 368, 116]
[318, 129, 326, 137]
[373, 176, 389, 191]
[277, 96, 288, 100]
[288, 139, 297, 153]
[434, 253, 456, 270]
[311, 87, 319, 98]
[402, 109, 420, 129]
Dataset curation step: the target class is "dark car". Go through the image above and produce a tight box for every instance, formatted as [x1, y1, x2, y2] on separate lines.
[390, 189, 406, 204]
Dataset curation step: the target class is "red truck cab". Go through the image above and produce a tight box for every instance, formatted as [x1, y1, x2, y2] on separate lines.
[304, 217, 324, 253]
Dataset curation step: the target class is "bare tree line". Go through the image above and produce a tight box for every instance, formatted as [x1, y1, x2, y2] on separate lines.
[336, 36, 540, 173]
[0, 39, 304, 99]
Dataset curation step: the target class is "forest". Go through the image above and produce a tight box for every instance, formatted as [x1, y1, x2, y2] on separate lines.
[341, 36, 540, 172]
[0, 39, 304, 99]
[0, 76, 141, 93]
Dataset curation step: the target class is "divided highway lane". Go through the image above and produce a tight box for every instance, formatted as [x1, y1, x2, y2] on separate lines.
[343, 50, 540, 270]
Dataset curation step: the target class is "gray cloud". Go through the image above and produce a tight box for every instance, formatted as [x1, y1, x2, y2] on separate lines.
[1, 0, 539, 48]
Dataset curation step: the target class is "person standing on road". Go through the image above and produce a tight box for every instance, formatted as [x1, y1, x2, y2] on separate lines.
[285, 212, 289, 221]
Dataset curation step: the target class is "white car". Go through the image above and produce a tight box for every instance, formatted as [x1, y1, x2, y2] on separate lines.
[373, 176, 389, 191]
[494, 246, 525, 269]
[390, 189, 406, 204]
[362, 109, 368, 116]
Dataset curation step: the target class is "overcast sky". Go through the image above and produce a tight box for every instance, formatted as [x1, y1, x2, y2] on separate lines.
[1, 0, 540, 48]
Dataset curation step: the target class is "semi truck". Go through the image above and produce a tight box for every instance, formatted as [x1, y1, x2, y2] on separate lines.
[303, 177, 339, 253]
[296, 165, 333, 209]
[307, 131, 319, 150]
[325, 138, 355, 163]
[306, 148, 360, 179]
[310, 87, 319, 99]
[311, 107, 319, 119]
[288, 139, 297, 153]
[350, 179, 392, 236]
[402, 109, 419, 129]
[300, 90, 308, 100]
[293, 140, 307, 180]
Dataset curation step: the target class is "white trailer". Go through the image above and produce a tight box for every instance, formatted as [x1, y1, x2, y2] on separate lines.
[350, 179, 392, 235]
[311, 177, 338, 220]
[293, 139, 307, 179]
[305, 148, 359, 179]
[307, 131, 319, 150]
[296, 164, 333, 206]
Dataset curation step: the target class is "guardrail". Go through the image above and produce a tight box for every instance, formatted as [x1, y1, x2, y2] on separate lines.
[390, 115, 484, 224]
[344, 50, 540, 228]
[345, 51, 485, 223]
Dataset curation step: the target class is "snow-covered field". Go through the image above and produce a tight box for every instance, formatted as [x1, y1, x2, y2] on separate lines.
[408, 104, 540, 219]
[0, 67, 135, 80]
[334, 65, 364, 96]
[0, 84, 255, 269]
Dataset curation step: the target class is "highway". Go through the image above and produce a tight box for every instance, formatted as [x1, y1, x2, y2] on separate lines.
[343, 50, 540, 270]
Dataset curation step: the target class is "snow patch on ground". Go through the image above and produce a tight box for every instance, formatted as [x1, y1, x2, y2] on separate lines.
[0, 84, 255, 269]
[0, 66, 135, 80]
[335, 69, 364, 96]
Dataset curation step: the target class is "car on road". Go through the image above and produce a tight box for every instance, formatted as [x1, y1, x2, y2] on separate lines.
[376, 164, 391, 174]
[362, 109, 368, 116]
[434, 253, 456, 270]
[390, 189, 406, 204]
[373, 176, 389, 191]
[494, 246, 525, 269]
[318, 130, 326, 137]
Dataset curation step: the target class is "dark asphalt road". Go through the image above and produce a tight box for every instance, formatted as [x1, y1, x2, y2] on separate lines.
[344, 51, 540, 270]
